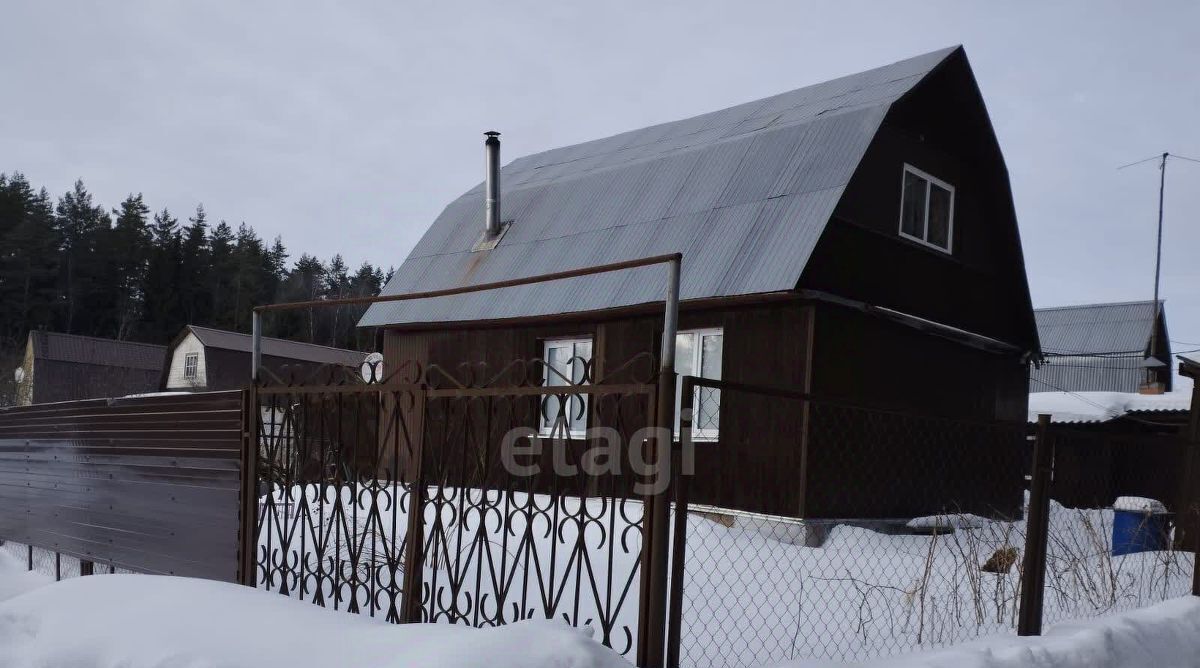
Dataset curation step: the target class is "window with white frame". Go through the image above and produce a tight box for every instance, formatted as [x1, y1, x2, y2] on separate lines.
[540, 338, 592, 437]
[183, 352, 199, 380]
[898, 164, 954, 253]
[675, 328, 723, 440]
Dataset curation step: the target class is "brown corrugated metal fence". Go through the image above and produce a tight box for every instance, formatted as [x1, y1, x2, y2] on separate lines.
[0, 391, 245, 582]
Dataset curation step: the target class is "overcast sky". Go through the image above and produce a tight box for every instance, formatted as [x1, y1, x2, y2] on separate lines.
[3, 1, 1198, 379]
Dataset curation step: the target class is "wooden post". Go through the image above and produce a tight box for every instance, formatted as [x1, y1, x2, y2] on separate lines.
[1180, 361, 1200, 596]
[1018, 414, 1053, 635]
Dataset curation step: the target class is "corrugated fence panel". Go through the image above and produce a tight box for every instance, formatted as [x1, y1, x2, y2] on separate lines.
[0, 391, 244, 582]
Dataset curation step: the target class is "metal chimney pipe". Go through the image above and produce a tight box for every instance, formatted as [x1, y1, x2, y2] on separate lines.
[484, 131, 501, 237]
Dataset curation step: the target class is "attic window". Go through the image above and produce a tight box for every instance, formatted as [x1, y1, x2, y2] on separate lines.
[184, 353, 199, 380]
[899, 164, 954, 253]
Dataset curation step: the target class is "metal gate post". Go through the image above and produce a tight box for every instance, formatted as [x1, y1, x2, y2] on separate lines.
[400, 387, 428, 624]
[1018, 414, 1053, 635]
[238, 387, 260, 586]
[639, 257, 680, 668]
[665, 376, 695, 668]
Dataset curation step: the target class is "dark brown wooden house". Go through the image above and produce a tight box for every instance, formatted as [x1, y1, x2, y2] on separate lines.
[162, 325, 366, 392]
[15, 331, 166, 406]
[358, 46, 1040, 518]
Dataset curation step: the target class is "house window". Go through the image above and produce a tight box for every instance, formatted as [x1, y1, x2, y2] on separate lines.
[899, 164, 954, 253]
[541, 338, 592, 437]
[675, 328, 723, 440]
[183, 353, 199, 380]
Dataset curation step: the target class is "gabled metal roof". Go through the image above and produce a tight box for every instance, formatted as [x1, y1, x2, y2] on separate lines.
[360, 46, 962, 327]
[1034, 300, 1164, 356]
[31, 331, 166, 371]
[184, 325, 366, 366]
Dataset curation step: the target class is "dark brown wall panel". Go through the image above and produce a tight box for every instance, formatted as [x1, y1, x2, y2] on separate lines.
[0, 392, 244, 582]
[384, 301, 815, 515]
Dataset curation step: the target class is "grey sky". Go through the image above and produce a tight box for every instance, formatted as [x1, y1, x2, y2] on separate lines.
[3, 1, 1198, 380]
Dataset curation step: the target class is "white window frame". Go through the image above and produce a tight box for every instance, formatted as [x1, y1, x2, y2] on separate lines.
[675, 327, 723, 442]
[898, 164, 955, 254]
[540, 337, 592, 438]
[183, 352, 199, 380]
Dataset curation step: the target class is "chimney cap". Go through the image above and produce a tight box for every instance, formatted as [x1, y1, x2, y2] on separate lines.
[484, 130, 501, 137]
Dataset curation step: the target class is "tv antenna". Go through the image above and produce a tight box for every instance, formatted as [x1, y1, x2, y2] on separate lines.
[1118, 151, 1200, 383]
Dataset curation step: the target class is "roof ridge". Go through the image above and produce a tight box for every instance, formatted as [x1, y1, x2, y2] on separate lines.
[1035, 299, 1163, 312]
[498, 47, 960, 181]
[187, 324, 363, 354]
[33, 330, 166, 350]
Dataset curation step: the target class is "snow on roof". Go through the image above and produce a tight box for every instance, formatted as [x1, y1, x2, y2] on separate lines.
[1028, 389, 1192, 424]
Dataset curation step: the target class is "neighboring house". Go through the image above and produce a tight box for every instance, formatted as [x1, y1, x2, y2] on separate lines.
[1031, 300, 1171, 394]
[14, 331, 166, 406]
[358, 46, 1040, 517]
[163, 325, 367, 391]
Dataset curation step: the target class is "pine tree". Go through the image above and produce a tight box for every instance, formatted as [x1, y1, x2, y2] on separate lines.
[208, 221, 237, 329]
[142, 208, 183, 341]
[0, 175, 59, 345]
[179, 205, 212, 326]
[54, 180, 111, 333]
[103, 194, 152, 339]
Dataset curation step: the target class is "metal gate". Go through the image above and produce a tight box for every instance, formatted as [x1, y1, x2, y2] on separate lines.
[247, 353, 667, 659]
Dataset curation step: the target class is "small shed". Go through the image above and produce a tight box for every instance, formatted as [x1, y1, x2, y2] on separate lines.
[1031, 300, 1171, 394]
[14, 331, 166, 406]
[162, 325, 367, 392]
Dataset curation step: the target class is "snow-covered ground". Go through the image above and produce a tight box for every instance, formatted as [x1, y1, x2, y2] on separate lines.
[0, 551, 627, 668]
[0, 546, 1197, 668]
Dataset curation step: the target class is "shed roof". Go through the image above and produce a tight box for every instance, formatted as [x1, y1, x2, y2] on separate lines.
[1034, 300, 1164, 357]
[360, 46, 964, 327]
[30, 331, 166, 371]
[184, 326, 366, 366]
[1027, 389, 1192, 424]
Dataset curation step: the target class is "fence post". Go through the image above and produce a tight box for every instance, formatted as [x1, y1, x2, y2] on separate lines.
[638, 257, 680, 668]
[665, 377, 695, 668]
[1185, 378, 1200, 597]
[400, 391, 428, 624]
[238, 388, 260, 587]
[1018, 413, 1053, 635]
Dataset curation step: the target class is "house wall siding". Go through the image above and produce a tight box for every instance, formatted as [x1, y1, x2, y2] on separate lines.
[383, 300, 816, 515]
[164, 333, 208, 390]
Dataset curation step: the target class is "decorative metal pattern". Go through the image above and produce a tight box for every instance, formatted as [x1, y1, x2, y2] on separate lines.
[252, 354, 657, 656]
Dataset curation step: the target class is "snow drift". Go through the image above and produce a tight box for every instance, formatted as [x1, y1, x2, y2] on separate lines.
[0, 571, 627, 668]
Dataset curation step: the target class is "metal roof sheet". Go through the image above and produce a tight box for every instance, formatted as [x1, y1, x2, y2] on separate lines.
[360, 46, 961, 327]
[31, 331, 166, 371]
[186, 326, 366, 366]
[1034, 300, 1163, 356]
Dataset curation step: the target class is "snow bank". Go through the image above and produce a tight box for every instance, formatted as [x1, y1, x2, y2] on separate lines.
[0, 573, 628, 668]
[780, 595, 1200, 668]
[0, 550, 50, 603]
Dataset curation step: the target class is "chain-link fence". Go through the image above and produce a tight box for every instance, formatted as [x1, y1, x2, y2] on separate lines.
[1037, 426, 1197, 628]
[668, 377, 1198, 668]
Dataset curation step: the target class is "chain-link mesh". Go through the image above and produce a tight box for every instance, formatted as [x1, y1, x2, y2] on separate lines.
[673, 379, 1198, 667]
[1038, 427, 1196, 627]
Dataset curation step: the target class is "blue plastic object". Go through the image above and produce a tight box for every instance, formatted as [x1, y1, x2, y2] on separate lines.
[1112, 509, 1170, 556]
